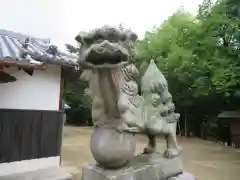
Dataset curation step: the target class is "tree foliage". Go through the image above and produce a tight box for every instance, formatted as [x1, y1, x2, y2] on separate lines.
[135, 0, 240, 136]
[64, 79, 92, 125]
[64, 43, 92, 125]
[136, 0, 239, 102]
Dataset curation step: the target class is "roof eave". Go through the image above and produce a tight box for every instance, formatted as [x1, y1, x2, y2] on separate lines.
[0, 59, 45, 70]
[25, 52, 78, 68]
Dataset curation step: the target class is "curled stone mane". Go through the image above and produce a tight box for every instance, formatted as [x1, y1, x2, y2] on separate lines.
[141, 60, 168, 94]
[75, 26, 138, 67]
[75, 25, 138, 46]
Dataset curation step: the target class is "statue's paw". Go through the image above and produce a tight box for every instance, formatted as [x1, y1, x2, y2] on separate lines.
[164, 147, 182, 158]
[143, 146, 156, 154]
[116, 122, 139, 133]
[116, 125, 130, 132]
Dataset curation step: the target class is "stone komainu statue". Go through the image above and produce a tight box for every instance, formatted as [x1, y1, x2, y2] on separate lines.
[140, 60, 182, 157]
[77, 26, 181, 169]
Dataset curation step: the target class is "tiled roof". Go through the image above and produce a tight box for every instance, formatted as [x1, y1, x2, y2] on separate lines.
[0, 29, 78, 68]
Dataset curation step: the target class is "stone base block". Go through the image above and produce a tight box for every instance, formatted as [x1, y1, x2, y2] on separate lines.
[82, 154, 191, 180]
[0, 166, 72, 180]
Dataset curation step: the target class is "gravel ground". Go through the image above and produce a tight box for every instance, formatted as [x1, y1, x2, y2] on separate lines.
[62, 126, 240, 180]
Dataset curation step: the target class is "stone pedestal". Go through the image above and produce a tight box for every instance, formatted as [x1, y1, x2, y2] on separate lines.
[82, 154, 195, 180]
[0, 167, 72, 180]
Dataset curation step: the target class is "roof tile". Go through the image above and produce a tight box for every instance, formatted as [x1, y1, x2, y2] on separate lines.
[0, 29, 78, 67]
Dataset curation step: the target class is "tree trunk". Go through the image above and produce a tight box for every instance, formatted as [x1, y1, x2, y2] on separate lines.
[184, 111, 188, 137]
[177, 120, 181, 136]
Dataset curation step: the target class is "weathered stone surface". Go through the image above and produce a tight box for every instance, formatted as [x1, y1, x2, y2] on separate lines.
[77, 25, 140, 169]
[90, 126, 136, 169]
[168, 172, 196, 180]
[82, 154, 184, 180]
[0, 167, 72, 180]
[140, 60, 182, 157]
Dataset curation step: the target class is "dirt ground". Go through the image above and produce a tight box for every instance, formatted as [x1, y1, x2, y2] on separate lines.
[62, 126, 240, 180]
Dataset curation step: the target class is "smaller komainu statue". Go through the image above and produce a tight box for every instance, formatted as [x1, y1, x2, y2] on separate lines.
[139, 60, 182, 157]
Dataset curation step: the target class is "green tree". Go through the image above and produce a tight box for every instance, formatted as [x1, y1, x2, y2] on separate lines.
[136, 10, 204, 107]
[64, 77, 92, 125]
[64, 43, 92, 125]
[135, 0, 240, 137]
[197, 0, 240, 97]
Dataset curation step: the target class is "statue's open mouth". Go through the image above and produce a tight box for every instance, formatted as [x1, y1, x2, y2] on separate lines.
[84, 41, 129, 68]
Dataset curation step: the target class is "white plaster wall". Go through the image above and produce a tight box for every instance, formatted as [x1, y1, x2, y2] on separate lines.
[0, 65, 61, 110]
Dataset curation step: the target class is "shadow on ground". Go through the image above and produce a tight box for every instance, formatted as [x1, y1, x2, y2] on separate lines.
[62, 126, 240, 180]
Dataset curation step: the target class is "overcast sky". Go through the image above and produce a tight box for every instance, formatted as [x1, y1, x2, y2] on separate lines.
[1, 0, 204, 50]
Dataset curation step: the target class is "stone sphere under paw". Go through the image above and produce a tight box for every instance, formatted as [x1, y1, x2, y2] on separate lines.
[90, 127, 136, 169]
